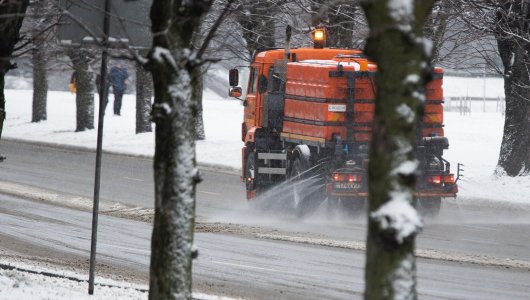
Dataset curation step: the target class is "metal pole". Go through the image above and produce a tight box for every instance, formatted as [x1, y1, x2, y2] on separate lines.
[483, 67, 486, 112]
[89, 0, 112, 295]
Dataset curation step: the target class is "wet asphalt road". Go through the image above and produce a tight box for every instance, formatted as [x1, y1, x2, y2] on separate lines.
[1, 139, 530, 299]
[1, 194, 530, 299]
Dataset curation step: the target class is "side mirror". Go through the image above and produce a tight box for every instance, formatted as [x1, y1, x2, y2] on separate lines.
[229, 68, 239, 86]
[229, 87, 242, 98]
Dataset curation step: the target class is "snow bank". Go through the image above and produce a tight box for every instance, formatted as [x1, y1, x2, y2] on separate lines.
[444, 112, 530, 204]
[0, 262, 147, 300]
[0, 261, 241, 300]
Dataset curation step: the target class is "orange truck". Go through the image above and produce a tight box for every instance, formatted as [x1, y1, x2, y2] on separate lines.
[229, 29, 458, 216]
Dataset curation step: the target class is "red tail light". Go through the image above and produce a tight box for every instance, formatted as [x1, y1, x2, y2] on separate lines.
[427, 175, 441, 184]
[443, 174, 455, 184]
[333, 173, 362, 182]
[348, 174, 362, 182]
[333, 173, 343, 181]
[427, 174, 455, 184]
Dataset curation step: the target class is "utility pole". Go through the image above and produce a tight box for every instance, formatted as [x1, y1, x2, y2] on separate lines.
[88, 0, 111, 295]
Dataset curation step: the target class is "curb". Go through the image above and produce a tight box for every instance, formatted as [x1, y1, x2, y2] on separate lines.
[0, 180, 154, 223]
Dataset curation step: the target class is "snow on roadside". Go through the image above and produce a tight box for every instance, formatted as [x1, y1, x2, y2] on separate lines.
[444, 112, 530, 205]
[0, 268, 146, 300]
[3, 89, 243, 169]
[0, 260, 240, 300]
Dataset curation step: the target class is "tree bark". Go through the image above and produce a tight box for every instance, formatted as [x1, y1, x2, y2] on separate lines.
[495, 2, 530, 176]
[32, 25, 48, 122]
[0, 0, 30, 140]
[136, 62, 153, 134]
[147, 1, 214, 299]
[361, 0, 434, 299]
[192, 67, 205, 140]
[67, 49, 94, 132]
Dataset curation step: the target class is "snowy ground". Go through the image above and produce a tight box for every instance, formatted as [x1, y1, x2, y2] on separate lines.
[0, 77, 527, 298]
[0, 264, 235, 300]
[0, 261, 148, 300]
[3, 88, 243, 169]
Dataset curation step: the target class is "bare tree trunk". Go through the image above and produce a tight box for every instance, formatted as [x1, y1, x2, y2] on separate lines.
[192, 67, 205, 140]
[32, 34, 48, 122]
[0, 0, 30, 141]
[67, 49, 94, 132]
[495, 2, 530, 176]
[147, 1, 214, 298]
[31, 0, 49, 123]
[136, 62, 152, 134]
[361, 0, 434, 299]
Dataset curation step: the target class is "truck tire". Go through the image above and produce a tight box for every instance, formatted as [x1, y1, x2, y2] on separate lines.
[245, 151, 264, 211]
[415, 197, 441, 217]
[245, 152, 256, 191]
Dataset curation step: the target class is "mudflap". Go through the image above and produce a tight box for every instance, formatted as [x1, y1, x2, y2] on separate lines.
[414, 197, 441, 217]
[327, 196, 366, 218]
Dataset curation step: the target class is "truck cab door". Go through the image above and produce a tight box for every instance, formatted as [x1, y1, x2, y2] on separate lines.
[244, 65, 262, 129]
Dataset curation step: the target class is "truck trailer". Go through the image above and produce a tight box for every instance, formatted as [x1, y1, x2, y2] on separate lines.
[229, 30, 458, 217]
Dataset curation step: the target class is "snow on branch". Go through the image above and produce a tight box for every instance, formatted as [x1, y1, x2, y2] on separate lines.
[151, 46, 179, 73]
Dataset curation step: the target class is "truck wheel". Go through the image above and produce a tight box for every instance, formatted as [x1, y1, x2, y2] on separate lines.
[415, 197, 441, 217]
[245, 152, 256, 191]
[245, 152, 264, 211]
[290, 157, 303, 210]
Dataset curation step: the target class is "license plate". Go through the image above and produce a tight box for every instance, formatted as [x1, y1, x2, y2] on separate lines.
[334, 183, 361, 189]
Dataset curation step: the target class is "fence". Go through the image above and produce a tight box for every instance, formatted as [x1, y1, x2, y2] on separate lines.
[444, 96, 505, 115]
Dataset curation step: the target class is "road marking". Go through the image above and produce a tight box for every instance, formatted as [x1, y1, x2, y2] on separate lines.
[199, 190, 221, 196]
[212, 261, 279, 272]
[123, 177, 144, 182]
